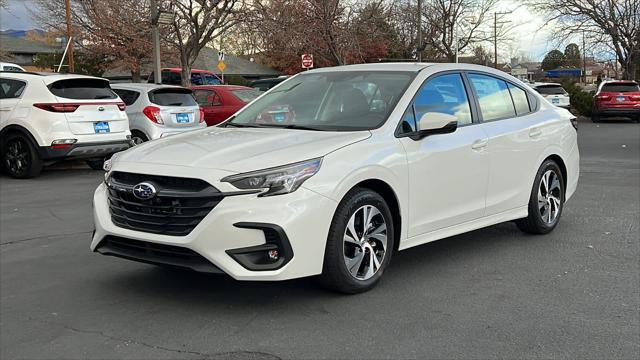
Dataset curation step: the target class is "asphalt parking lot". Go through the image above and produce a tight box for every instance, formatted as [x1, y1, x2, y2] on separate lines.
[1, 119, 638, 359]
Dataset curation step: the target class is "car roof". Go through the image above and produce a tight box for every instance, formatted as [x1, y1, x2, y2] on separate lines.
[111, 83, 186, 91]
[0, 71, 108, 84]
[191, 85, 251, 91]
[308, 62, 434, 73]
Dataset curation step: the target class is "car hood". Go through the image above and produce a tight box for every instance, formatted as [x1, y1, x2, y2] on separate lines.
[116, 126, 371, 173]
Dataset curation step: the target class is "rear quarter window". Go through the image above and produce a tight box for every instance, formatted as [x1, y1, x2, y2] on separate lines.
[49, 78, 117, 100]
[600, 83, 640, 93]
[112, 89, 141, 106]
[149, 89, 197, 106]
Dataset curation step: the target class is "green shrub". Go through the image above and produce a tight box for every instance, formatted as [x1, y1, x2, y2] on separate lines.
[223, 75, 251, 86]
[560, 79, 593, 116]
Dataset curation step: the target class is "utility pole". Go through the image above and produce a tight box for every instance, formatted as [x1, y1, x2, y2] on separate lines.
[582, 30, 587, 84]
[493, 11, 512, 69]
[150, 0, 161, 84]
[417, 0, 422, 62]
[64, 0, 74, 73]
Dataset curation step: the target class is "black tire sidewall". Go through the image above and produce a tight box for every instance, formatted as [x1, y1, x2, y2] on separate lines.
[2, 133, 41, 178]
[528, 160, 565, 233]
[323, 188, 395, 293]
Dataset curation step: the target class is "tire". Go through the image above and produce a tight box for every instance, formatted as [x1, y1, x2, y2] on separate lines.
[1, 133, 42, 178]
[516, 160, 565, 234]
[591, 114, 600, 123]
[319, 188, 395, 294]
[86, 159, 105, 170]
[131, 131, 148, 145]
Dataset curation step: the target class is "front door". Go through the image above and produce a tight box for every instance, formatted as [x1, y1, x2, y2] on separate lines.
[398, 73, 489, 237]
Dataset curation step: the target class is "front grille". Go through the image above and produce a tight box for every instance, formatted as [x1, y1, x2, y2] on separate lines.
[107, 171, 223, 236]
[96, 236, 223, 273]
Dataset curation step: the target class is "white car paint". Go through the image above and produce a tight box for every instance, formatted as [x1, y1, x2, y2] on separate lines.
[0, 62, 25, 72]
[111, 83, 206, 143]
[92, 63, 579, 282]
[0, 72, 130, 159]
[533, 82, 571, 109]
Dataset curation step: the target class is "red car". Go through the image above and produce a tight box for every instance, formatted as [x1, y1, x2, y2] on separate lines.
[592, 80, 640, 123]
[191, 85, 262, 126]
[148, 68, 222, 86]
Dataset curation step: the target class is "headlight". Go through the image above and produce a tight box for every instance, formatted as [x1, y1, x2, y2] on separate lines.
[221, 158, 322, 197]
[103, 158, 113, 172]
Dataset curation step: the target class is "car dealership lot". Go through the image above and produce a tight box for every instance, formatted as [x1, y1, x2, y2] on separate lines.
[1, 119, 638, 359]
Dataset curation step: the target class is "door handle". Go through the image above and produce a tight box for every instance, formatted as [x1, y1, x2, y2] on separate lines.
[529, 126, 542, 138]
[471, 139, 488, 150]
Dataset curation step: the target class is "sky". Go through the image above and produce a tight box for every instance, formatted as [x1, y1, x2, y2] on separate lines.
[0, 0, 558, 62]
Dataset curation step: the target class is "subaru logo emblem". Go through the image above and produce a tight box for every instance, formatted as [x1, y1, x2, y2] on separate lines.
[98, 106, 105, 111]
[132, 182, 157, 200]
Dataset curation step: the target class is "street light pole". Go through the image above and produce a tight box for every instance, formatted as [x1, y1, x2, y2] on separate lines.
[493, 11, 512, 69]
[64, 0, 74, 73]
[150, 0, 161, 84]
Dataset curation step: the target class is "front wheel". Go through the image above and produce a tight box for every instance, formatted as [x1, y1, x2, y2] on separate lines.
[516, 160, 565, 234]
[319, 188, 395, 294]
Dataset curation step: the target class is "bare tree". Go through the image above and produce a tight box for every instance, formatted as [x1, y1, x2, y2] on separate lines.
[527, 0, 639, 80]
[169, 0, 245, 86]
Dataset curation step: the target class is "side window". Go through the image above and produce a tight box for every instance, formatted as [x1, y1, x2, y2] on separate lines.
[508, 83, 530, 115]
[468, 74, 516, 121]
[413, 73, 473, 126]
[0, 79, 26, 99]
[211, 91, 222, 105]
[113, 89, 140, 106]
[190, 73, 203, 85]
[193, 90, 213, 106]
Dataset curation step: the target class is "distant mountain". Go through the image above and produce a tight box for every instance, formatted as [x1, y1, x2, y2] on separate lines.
[0, 29, 45, 38]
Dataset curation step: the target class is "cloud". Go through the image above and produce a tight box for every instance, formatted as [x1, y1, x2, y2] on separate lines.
[0, 0, 40, 31]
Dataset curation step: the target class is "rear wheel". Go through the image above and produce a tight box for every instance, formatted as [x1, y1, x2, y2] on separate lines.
[516, 160, 565, 234]
[131, 131, 148, 145]
[319, 188, 395, 294]
[2, 133, 42, 178]
[591, 113, 600, 123]
[86, 159, 105, 170]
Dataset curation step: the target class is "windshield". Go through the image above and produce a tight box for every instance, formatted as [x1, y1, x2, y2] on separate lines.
[231, 89, 262, 103]
[601, 83, 640, 93]
[535, 85, 567, 95]
[226, 71, 416, 131]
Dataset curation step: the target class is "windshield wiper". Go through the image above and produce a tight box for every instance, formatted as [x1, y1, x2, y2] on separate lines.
[224, 122, 263, 128]
[255, 124, 324, 131]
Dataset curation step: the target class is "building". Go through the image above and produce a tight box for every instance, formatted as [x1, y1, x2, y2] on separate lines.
[0, 34, 61, 71]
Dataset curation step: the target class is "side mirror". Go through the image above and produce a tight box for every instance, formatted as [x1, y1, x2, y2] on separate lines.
[414, 112, 458, 140]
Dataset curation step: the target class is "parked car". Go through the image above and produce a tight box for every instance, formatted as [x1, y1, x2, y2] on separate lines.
[147, 68, 222, 86]
[592, 80, 640, 123]
[532, 82, 570, 109]
[191, 85, 262, 126]
[93, 63, 579, 293]
[249, 76, 288, 91]
[111, 83, 206, 144]
[0, 71, 130, 178]
[0, 62, 25, 72]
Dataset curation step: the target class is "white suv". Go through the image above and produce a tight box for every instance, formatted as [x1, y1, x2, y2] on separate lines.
[93, 63, 579, 293]
[532, 82, 571, 109]
[111, 83, 206, 144]
[0, 72, 131, 178]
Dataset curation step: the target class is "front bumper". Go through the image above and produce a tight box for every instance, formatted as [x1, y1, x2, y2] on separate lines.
[39, 140, 132, 161]
[91, 181, 338, 281]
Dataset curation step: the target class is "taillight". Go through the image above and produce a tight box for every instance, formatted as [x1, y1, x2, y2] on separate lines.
[630, 95, 640, 101]
[34, 103, 80, 112]
[142, 106, 164, 124]
[596, 95, 611, 101]
[199, 107, 205, 123]
[117, 102, 126, 111]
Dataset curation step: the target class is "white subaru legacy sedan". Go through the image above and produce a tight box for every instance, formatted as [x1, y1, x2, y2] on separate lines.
[92, 63, 579, 293]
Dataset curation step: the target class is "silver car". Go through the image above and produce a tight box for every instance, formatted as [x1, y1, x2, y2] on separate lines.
[111, 83, 205, 144]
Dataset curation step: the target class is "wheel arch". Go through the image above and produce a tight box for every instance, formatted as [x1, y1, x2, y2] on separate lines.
[0, 125, 40, 150]
[545, 154, 568, 197]
[349, 178, 402, 252]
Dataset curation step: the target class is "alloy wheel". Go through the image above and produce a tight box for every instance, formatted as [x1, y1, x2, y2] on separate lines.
[538, 169, 562, 225]
[4, 138, 30, 176]
[343, 205, 388, 281]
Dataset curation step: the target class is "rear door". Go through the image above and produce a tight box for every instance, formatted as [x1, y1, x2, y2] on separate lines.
[468, 73, 546, 215]
[47, 78, 128, 135]
[0, 78, 26, 124]
[148, 88, 200, 128]
[193, 89, 229, 125]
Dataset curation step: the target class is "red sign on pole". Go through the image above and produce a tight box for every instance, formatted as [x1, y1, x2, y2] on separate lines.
[301, 54, 314, 69]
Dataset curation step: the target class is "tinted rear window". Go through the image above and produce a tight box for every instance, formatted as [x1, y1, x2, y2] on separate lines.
[49, 78, 117, 99]
[601, 83, 640, 93]
[535, 85, 567, 95]
[148, 88, 197, 106]
[231, 89, 262, 102]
